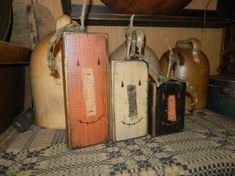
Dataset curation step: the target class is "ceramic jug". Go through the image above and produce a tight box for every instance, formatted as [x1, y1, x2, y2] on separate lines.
[110, 28, 160, 85]
[160, 38, 209, 110]
[30, 15, 72, 129]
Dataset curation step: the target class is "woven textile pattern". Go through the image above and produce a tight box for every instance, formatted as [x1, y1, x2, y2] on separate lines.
[0, 110, 235, 176]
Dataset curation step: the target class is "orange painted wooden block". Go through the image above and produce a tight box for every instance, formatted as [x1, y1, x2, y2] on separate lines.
[62, 32, 109, 149]
[110, 60, 148, 142]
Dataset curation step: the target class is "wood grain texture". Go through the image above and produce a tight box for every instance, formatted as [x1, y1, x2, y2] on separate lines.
[24, 66, 32, 109]
[0, 65, 25, 134]
[148, 81, 157, 137]
[100, 0, 192, 14]
[71, 0, 218, 10]
[35, 0, 63, 20]
[63, 32, 109, 149]
[10, 1, 32, 49]
[26, 3, 55, 48]
[0, 126, 18, 152]
[0, 42, 30, 134]
[0, 41, 31, 64]
[110, 60, 148, 142]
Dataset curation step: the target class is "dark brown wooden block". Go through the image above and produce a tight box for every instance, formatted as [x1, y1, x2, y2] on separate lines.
[0, 41, 31, 134]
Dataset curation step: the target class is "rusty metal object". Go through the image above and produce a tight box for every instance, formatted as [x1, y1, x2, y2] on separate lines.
[160, 38, 210, 111]
[101, 0, 192, 15]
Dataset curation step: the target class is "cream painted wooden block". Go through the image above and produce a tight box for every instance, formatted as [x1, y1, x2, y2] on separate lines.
[110, 60, 148, 141]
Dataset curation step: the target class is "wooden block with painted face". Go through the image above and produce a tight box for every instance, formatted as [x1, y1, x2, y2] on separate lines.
[154, 80, 186, 136]
[110, 60, 148, 142]
[62, 32, 109, 149]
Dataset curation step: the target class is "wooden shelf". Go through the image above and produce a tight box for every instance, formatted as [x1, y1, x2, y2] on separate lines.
[70, 5, 230, 28]
[0, 41, 31, 65]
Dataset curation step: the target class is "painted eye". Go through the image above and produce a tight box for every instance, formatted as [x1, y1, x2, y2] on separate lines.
[121, 81, 124, 87]
[97, 58, 101, 65]
[139, 80, 141, 86]
[77, 60, 80, 66]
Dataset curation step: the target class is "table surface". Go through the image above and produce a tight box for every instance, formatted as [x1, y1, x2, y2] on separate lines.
[0, 110, 235, 175]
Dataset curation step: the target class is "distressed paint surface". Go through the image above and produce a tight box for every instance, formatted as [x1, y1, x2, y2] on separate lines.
[82, 68, 96, 117]
[63, 32, 108, 149]
[111, 60, 148, 141]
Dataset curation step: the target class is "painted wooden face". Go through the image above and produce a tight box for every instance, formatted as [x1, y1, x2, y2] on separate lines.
[63, 33, 108, 148]
[120, 82, 144, 126]
[111, 60, 148, 141]
[64, 33, 108, 123]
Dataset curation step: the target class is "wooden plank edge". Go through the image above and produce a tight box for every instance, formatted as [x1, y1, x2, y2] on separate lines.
[0, 126, 18, 152]
[0, 41, 31, 65]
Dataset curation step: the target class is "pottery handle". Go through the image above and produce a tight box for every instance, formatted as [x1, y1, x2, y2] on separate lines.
[135, 30, 145, 55]
[176, 38, 201, 64]
[125, 15, 135, 59]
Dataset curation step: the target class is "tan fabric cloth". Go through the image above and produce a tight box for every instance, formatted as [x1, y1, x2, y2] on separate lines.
[1, 110, 235, 176]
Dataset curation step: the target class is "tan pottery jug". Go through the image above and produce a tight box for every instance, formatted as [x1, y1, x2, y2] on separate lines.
[30, 15, 72, 129]
[160, 38, 209, 111]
